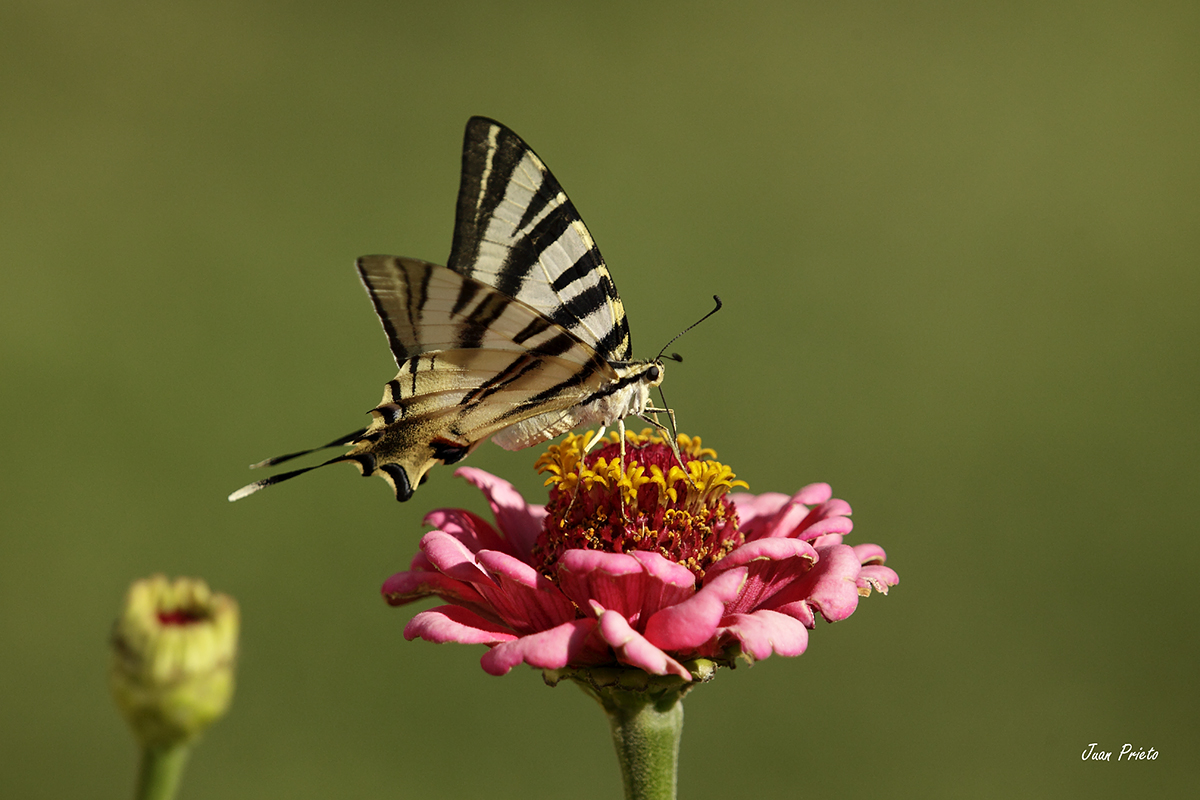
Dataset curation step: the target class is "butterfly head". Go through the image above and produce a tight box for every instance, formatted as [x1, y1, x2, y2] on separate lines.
[610, 359, 665, 391]
[646, 361, 665, 387]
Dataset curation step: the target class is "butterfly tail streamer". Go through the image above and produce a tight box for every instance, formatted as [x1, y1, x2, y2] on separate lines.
[230, 420, 455, 503]
[228, 454, 361, 502]
[247, 427, 369, 469]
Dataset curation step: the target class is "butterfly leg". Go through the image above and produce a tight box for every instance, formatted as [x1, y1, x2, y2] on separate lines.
[583, 426, 608, 454]
[617, 417, 626, 465]
[562, 427, 609, 519]
[639, 407, 696, 488]
[643, 405, 678, 437]
[617, 417, 628, 519]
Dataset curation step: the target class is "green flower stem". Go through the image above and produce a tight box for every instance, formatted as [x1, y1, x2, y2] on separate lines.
[134, 743, 190, 800]
[602, 689, 684, 800]
[546, 662, 715, 800]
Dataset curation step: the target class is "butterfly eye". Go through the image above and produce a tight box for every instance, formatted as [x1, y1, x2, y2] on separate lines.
[647, 365, 661, 383]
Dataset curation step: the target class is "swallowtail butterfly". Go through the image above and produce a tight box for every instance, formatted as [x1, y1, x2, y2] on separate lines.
[230, 117, 694, 503]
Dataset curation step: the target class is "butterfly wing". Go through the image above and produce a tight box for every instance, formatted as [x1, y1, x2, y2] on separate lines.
[230, 118, 663, 504]
[448, 116, 633, 364]
[348, 255, 622, 499]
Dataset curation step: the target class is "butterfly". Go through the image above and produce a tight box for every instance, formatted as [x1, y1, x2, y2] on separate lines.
[230, 117, 709, 503]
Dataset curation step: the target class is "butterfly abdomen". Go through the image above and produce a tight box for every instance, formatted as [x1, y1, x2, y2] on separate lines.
[489, 359, 663, 451]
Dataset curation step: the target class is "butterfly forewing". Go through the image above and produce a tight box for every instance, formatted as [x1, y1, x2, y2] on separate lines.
[449, 117, 633, 362]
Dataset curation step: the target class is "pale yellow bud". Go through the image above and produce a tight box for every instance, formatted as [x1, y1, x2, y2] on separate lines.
[110, 575, 239, 749]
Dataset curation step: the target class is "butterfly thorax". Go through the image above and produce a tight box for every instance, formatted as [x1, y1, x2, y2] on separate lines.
[573, 357, 664, 426]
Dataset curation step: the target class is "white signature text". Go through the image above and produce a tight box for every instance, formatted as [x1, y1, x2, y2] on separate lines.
[1081, 743, 1159, 762]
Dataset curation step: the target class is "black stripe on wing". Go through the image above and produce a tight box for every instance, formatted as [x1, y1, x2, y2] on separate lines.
[454, 291, 511, 350]
[448, 116, 525, 272]
[446, 116, 633, 362]
[359, 256, 614, 373]
[357, 255, 428, 368]
[494, 205, 573, 298]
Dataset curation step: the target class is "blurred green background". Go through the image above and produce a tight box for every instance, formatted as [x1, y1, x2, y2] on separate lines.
[3, 1, 1197, 797]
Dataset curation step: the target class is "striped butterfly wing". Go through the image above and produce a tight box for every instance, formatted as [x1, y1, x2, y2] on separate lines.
[230, 118, 666, 504]
[449, 117, 633, 363]
[354, 256, 637, 500]
[230, 256, 626, 502]
[354, 254, 617, 427]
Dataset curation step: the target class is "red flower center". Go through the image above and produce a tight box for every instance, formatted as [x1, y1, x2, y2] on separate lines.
[532, 430, 747, 580]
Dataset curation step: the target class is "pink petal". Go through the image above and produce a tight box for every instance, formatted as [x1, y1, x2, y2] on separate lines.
[709, 538, 819, 614]
[728, 491, 791, 528]
[771, 598, 817, 628]
[558, 550, 643, 618]
[455, 467, 546, 562]
[857, 565, 899, 596]
[709, 537, 819, 575]
[787, 496, 853, 541]
[797, 515, 853, 540]
[717, 610, 809, 660]
[557, 550, 692, 626]
[738, 483, 853, 542]
[596, 608, 691, 679]
[381, 569, 488, 610]
[853, 543, 888, 566]
[765, 543, 863, 623]
[627, 550, 697, 612]
[732, 483, 832, 527]
[809, 533, 845, 548]
[644, 567, 748, 651]
[473, 549, 577, 633]
[747, 499, 818, 541]
[476, 549, 553, 589]
[792, 483, 834, 506]
[423, 508, 509, 555]
[479, 618, 607, 676]
[408, 550, 435, 572]
[420, 531, 494, 585]
[760, 485, 833, 530]
[403, 605, 517, 645]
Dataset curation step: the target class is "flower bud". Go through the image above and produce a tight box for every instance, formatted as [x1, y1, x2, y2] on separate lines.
[109, 575, 239, 749]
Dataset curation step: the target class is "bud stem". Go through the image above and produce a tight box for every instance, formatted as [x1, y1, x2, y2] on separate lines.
[135, 743, 190, 800]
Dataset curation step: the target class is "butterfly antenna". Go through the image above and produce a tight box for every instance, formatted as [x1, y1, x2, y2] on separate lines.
[655, 295, 722, 362]
[644, 295, 721, 483]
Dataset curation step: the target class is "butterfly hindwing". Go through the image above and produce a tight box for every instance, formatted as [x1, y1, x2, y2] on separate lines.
[355, 255, 608, 374]
[340, 256, 638, 497]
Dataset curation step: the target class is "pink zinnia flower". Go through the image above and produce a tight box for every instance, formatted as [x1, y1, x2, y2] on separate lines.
[383, 431, 898, 681]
